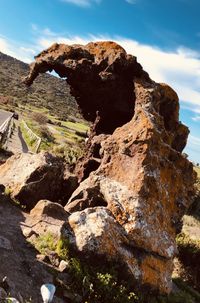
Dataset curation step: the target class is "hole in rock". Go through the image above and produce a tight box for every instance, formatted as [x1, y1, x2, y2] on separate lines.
[92, 143, 101, 159]
[83, 159, 101, 180]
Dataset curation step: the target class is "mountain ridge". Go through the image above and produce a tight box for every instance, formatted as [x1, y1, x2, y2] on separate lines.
[0, 51, 80, 120]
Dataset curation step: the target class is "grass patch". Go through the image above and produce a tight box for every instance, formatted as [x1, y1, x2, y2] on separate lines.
[20, 121, 38, 152]
[52, 143, 84, 164]
[33, 232, 57, 255]
[62, 120, 89, 133]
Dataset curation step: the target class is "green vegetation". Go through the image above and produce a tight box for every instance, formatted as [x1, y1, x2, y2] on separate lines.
[62, 120, 89, 133]
[30, 232, 200, 303]
[4, 187, 12, 197]
[52, 143, 84, 164]
[33, 232, 57, 255]
[171, 166, 200, 298]
[0, 52, 90, 163]
[0, 51, 81, 121]
[20, 121, 38, 152]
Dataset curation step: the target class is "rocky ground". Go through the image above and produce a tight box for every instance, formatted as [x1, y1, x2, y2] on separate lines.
[0, 194, 65, 302]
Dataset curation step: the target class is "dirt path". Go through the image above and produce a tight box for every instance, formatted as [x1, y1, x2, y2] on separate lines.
[5, 121, 28, 154]
[0, 195, 64, 302]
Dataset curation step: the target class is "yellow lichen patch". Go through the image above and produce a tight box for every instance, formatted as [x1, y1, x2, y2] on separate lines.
[87, 41, 126, 58]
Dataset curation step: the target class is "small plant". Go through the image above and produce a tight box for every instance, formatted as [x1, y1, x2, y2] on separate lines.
[32, 112, 48, 125]
[4, 187, 12, 196]
[40, 125, 54, 143]
[56, 237, 69, 260]
[53, 143, 84, 165]
[33, 232, 57, 255]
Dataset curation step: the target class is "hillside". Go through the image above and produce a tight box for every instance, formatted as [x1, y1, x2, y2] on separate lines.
[0, 51, 80, 121]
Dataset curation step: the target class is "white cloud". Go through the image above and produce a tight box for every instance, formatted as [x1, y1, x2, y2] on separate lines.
[1, 29, 200, 116]
[32, 32, 200, 115]
[192, 116, 200, 122]
[1, 28, 200, 161]
[0, 37, 9, 54]
[188, 135, 200, 147]
[61, 0, 101, 7]
[0, 35, 36, 63]
[125, 0, 137, 4]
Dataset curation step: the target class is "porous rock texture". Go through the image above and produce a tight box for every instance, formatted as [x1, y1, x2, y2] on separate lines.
[24, 41, 196, 294]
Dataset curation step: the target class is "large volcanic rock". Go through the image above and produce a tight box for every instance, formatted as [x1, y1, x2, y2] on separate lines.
[24, 41, 148, 134]
[24, 41, 196, 294]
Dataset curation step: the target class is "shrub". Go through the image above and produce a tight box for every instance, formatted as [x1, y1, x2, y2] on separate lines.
[53, 144, 83, 165]
[40, 125, 54, 142]
[31, 112, 48, 125]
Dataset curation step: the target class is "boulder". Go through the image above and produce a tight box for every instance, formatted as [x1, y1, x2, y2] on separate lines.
[0, 152, 76, 210]
[21, 200, 69, 239]
[25, 41, 196, 294]
[68, 207, 173, 294]
[65, 79, 195, 293]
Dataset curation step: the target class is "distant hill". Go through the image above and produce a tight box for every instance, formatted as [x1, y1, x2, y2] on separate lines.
[0, 52, 80, 120]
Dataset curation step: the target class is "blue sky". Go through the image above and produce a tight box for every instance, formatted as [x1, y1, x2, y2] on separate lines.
[0, 0, 200, 163]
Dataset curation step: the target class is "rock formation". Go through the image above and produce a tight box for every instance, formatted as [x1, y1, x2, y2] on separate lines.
[23, 41, 196, 294]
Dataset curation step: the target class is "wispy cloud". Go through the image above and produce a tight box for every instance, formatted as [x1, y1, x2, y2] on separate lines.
[188, 135, 200, 147]
[0, 35, 36, 62]
[60, 0, 101, 7]
[125, 0, 137, 4]
[0, 28, 200, 162]
[29, 30, 200, 115]
[192, 115, 200, 122]
[1, 28, 200, 116]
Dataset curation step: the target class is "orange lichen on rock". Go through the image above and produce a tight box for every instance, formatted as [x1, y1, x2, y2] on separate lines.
[24, 41, 196, 294]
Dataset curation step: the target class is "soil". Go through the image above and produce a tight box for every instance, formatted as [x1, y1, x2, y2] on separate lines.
[0, 194, 64, 302]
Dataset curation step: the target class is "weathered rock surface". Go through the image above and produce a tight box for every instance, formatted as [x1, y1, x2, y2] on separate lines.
[0, 152, 74, 210]
[25, 41, 196, 294]
[22, 200, 69, 239]
[64, 81, 195, 294]
[24, 41, 149, 134]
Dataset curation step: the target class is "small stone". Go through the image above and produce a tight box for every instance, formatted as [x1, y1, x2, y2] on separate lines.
[36, 254, 49, 263]
[21, 227, 35, 238]
[48, 251, 60, 267]
[27, 234, 37, 244]
[59, 260, 70, 272]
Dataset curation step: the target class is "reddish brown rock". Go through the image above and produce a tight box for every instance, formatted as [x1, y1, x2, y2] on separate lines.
[24, 41, 149, 134]
[24, 41, 196, 294]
